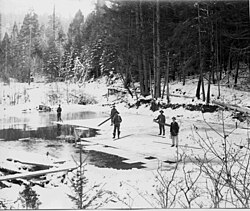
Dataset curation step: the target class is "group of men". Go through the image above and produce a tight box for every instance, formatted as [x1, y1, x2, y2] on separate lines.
[154, 110, 179, 147]
[57, 103, 179, 144]
[110, 104, 179, 146]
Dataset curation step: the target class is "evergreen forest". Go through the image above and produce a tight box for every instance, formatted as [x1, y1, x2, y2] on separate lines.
[0, 0, 249, 103]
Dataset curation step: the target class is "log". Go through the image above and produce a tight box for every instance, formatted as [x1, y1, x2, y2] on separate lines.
[169, 94, 194, 99]
[0, 166, 78, 182]
[12, 159, 59, 168]
[212, 100, 250, 114]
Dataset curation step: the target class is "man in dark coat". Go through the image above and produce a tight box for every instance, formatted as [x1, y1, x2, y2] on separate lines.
[110, 104, 118, 125]
[154, 110, 166, 136]
[112, 111, 122, 139]
[170, 116, 179, 147]
[57, 104, 62, 122]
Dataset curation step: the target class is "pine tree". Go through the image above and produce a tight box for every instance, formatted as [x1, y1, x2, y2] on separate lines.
[19, 184, 41, 209]
[67, 10, 84, 56]
[43, 38, 60, 80]
[9, 22, 20, 79]
[42, 11, 66, 80]
[16, 11, 41, 82]
[0, 32, 11, 82]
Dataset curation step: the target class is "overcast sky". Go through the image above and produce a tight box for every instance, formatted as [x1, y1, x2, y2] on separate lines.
[0, 0, 95, 17]
[0, 0, 96, 36]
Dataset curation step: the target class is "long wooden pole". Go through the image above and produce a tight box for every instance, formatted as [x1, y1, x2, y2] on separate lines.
[98, 117, 111, 126]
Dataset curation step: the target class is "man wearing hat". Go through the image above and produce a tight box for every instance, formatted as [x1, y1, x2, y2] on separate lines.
[170, 116, 179, 147]
[112, 111, 122, 139]
[154, 110, 166, 136]
[57, 104, 62, 122]
[110, 104, 118, 125]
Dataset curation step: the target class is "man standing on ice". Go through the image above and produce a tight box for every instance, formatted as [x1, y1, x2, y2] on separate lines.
[112, 111, 122, 139]
[110, 104, 118, 125]
[57, 104, 62, 122]
[154, 110, 166, 136]
[170, 116, 179, 147]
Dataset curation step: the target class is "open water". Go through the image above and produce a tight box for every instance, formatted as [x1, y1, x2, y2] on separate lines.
[0, 109, 143, 170]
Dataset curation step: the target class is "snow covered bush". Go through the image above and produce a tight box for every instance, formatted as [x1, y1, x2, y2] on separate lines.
[78, 93, 97, 105]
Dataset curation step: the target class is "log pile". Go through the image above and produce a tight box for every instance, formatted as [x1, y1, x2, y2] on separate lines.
[212, 100, 250, 115]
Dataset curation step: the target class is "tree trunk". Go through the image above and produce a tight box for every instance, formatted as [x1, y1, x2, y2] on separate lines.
[167, 53, 170, 102]
[149, 62, 154, 98]
[206, 6, 213, 104]
[136, 2, 145, 96]
[129, 70, 139, 100]
[139, 1, 149, 96]
[206, 71, 211, 104]
[28, 26, 32, 85]
[210, 9, 215, 84]
[155, 0, 161, 99]
[142, 53, 148, 96]
[123, 9, 134, 99]
[152, 3, 156, 98]
[196, 3, 205, 101]
[227, 49, 232, 86]
[215, 20, 221, 98]
[248, 55, 250, 83]
[196, 75, 201, 99]
[162, 51, 170, 103]
[234, 56, 240, 86]
[182, 56, 186, 86]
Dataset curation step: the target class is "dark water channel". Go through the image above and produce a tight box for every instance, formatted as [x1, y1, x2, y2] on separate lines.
[0, 110, 144, 170]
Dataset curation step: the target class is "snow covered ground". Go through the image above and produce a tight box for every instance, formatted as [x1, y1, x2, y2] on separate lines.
[0, 77, 249, 209]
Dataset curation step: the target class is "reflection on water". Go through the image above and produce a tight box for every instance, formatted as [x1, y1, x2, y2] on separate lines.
[57, 124, 61, 136]
[0, 124, 82, 141]
[0, 110, 144, 169]
[0, 111, 99, 141]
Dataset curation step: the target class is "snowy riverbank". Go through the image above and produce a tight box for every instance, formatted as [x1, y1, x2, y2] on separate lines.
[0, 78, 250, 209]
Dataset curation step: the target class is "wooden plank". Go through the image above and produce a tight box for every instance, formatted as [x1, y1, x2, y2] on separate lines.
[0, 166, 78, 182]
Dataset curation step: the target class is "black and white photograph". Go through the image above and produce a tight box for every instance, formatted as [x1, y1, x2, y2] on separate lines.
[0, 0, 249, 209]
